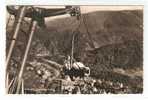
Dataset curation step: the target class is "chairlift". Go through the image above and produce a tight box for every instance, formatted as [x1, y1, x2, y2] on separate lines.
[6, 5, 81, 94]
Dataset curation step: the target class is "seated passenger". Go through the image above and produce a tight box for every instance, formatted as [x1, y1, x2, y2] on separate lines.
[63, 56, 90, 81]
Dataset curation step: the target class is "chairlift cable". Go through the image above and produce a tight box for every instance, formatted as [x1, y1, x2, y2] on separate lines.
[82, 14, 95, 49]
[70, 14, 82, 67]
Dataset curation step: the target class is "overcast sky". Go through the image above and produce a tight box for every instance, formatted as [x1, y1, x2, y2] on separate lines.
[34, 5, 143, 13]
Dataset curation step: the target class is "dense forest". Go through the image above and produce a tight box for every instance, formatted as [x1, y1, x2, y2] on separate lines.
[6, 10, 143, 94]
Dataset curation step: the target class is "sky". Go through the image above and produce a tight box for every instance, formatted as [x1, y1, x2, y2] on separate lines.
[33, 5, 143, 13]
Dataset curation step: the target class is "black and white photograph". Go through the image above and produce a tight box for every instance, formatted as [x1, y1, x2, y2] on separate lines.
[5, 5, 143, 94]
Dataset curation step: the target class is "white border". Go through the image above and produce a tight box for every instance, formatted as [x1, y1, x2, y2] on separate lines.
[6, 0, 146, 5]
[0, 0, 148, 100]
[5, 0, 147, 5]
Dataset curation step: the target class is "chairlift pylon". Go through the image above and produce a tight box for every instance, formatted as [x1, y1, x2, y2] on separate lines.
[6, 5, 81, 94]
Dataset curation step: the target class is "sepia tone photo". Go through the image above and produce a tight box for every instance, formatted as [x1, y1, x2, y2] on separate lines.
[6, 5, 143, 94]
